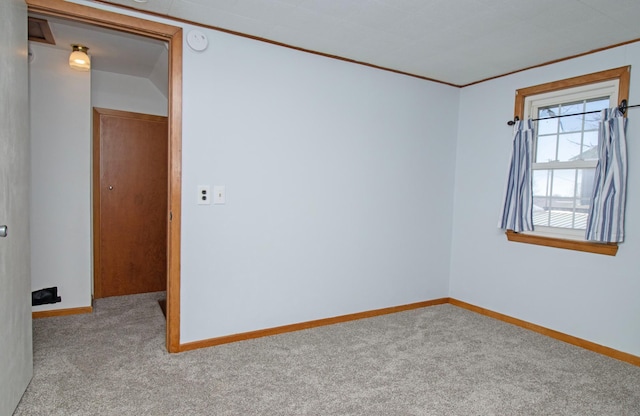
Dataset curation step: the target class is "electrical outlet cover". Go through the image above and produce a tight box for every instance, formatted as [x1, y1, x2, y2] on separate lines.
[197, 185, 210, 205]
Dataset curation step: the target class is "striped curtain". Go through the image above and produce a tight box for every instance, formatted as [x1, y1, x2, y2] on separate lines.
[585, 108, 628, 243]
[499, 119, 535, 232]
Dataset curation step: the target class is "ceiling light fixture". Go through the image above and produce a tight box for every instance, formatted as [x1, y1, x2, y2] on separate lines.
[69, 44, 90, 71]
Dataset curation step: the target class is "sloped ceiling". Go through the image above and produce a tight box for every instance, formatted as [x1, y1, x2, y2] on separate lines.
[29, 13, 168, 96]
[96, 0, 640, 86]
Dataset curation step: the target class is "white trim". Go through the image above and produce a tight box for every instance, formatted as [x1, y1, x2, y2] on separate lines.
[532, 160, 596, 170]
[524, 80, 619, 116]
[523, 226, 586, 241]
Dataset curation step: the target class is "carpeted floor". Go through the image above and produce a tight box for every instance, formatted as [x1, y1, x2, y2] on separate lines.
[14, 292, 640, 415]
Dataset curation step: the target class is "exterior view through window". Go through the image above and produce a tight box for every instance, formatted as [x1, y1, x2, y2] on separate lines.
[532, 97, 609, 231]
[523, 79, 619, 239]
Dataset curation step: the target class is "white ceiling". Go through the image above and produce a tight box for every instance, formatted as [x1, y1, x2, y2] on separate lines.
[93, 0, 640, 86]
[29, 13, 168, 79]
[31, 1, 640, 87]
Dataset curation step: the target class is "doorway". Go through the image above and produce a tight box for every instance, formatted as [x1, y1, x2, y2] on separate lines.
[27, 0, 182, 353]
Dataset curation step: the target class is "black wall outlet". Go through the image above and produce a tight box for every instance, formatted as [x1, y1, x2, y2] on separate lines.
[32, 287, 62, 306]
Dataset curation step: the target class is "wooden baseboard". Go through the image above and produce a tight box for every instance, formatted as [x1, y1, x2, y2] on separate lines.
[449, 298, 639, 367]
[178, 297, 639, 366]
[32, 306, 93, 319]
[179, 298, 449, 352]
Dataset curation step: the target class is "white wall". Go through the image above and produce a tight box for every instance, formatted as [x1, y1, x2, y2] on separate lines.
[92, 70, 167, 116]
[451, 43, 640, 356]
[148, 47, 169, 99]
[179, 28, 459, 342]
[29, 45, 167, 312]
[75, 3, 640, 360]
[29, 44, 92, 311]
[49, 2, 640, 358]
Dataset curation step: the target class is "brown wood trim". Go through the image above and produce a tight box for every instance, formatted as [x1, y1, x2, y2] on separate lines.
[179, 297, 639, 367]
[179, 298, 449, 352]
[166, 29, 183, 353]
[93, 107, 168, 121]
[514, 66, 631, 120]
[33, 306, 93, 319]
[27, 0, 180, 38]
[92, 108, 103, 298]
[449, 298, 639, 367]
[28, 0, 183, 354]
[619, 66, 632, 107]
[505, 230, 618, 256]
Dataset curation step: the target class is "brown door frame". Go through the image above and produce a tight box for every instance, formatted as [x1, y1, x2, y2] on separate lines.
[26, 0, 182, 353]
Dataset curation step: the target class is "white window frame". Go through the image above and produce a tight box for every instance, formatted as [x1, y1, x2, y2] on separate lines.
[521, 80, 619, 241]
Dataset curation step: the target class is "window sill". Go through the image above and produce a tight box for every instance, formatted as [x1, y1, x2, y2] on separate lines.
[505, 230, 618, 256]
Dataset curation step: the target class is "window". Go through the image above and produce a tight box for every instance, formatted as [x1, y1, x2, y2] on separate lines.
[507, 66, 630, 255]
[527, 81, 617, 239]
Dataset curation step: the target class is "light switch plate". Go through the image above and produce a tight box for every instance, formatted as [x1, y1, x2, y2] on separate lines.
[213, 186, 225, 204]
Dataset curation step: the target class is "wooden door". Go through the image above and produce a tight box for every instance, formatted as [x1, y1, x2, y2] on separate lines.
[93, 108, 168, 298]
[1, 0, 33, 413]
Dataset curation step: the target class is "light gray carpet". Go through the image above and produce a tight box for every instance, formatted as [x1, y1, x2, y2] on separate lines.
[14, 292, 640, 415]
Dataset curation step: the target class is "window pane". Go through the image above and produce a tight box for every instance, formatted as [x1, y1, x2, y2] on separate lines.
[560, 101, 582, 115]
[539, 106, 559, 118]
[585, 97, 609, 112]
[548, 208, 579, 229]
[532, 170, 551, 226]
[584, 98, 608, 129]
[551, 169, 576, 198]
[532, 169, 551, 197]
[576, 168, 595, 201]
[584, 112, 601, 131]
[558, 102, 583, 132]
[557, 132, 583, 161]
[548, 169, 576, 228]
[536, 135, 557, 162]
[581, 131, 598, 161]
[573, 210, 588, 229]
[537, 109, 558, 135]
[573, 168, 594, 230]
[531, 168, 593, 230]
[532, 202, 550, 227]
[560, 114, 583, 132]
[533, 169, 553, 227]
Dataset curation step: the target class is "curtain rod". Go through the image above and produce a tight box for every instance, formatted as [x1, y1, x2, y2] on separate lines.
[507, 99, 639, 126]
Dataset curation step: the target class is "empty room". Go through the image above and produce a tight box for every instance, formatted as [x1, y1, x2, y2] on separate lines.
[2, 0, 639, 414]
